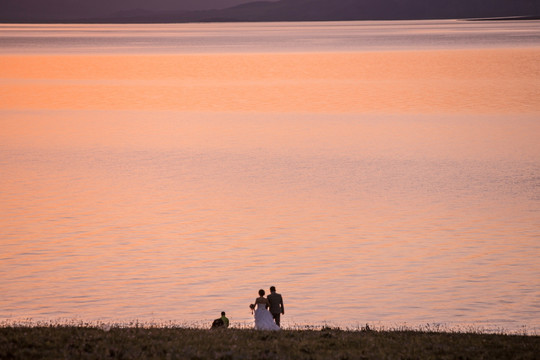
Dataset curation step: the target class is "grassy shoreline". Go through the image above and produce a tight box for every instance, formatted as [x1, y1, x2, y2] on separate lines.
[1, 325, 539, 359]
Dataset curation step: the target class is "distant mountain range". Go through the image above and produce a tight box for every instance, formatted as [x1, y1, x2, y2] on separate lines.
[0, 0, 253, 22]
[1, 0, 538, 23]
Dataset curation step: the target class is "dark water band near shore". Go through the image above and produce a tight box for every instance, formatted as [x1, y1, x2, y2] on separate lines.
[1, 325, 539, 360]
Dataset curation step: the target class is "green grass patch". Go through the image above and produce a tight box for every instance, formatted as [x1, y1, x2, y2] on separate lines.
[1, 325, 538, 359]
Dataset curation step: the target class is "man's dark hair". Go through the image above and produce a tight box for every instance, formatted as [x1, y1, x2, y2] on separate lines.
[270, 286, 276, 292]
[221, 311, 226, 316]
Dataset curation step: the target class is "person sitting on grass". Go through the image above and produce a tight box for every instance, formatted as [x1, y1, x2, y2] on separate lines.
[211, 311, 229, 329]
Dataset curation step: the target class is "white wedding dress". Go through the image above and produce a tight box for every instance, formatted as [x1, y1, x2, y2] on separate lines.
[254, 303, 280, 330]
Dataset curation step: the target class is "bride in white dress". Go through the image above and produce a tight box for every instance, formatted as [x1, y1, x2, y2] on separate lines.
[251, 289, 280, 330]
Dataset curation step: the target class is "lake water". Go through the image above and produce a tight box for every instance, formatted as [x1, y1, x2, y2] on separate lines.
[1, 20, 539, 332]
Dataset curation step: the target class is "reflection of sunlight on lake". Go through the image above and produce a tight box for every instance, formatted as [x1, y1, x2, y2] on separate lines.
[1, 49, 539, 114]
[1, 23, 540, 331]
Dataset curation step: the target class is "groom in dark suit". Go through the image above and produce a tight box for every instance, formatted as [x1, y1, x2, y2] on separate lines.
[267, 286, 284, 327]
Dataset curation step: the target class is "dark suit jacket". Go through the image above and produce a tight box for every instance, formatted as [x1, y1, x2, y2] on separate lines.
[267, 292, 284, 314]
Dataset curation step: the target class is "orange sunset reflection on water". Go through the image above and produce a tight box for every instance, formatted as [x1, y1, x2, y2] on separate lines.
[1, 40, 540, 330]
[1, 49, 539, 114]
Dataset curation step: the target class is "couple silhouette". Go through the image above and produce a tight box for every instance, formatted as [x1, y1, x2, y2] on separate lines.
[250, 286, 284, 330]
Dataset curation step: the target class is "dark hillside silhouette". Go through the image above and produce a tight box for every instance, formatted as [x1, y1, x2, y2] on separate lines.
[185, 0, 538, 22]
[0, 0, 253, 22]
[1, 0, 538, 22]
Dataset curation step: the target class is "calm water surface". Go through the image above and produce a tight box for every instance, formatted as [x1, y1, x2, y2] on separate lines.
[1, 20, 540, 53]
[1, 20, 540, 332]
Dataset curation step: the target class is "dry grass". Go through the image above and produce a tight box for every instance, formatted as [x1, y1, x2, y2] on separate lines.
[1, 324, 539, 359]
